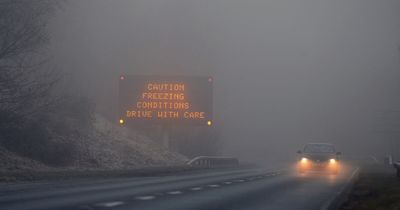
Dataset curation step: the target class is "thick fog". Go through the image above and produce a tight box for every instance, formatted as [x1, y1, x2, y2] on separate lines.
[49, 0, 400, 163]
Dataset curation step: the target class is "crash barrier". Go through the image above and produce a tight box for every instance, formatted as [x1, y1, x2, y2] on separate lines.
[394, 161, 400, 178]
[187, 156, 239, 167]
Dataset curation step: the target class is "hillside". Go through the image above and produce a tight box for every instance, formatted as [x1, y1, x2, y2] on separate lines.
[0, 114, 187, 172]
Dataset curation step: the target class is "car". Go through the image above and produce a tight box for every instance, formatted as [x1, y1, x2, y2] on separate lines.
[296, 143, 341, 174]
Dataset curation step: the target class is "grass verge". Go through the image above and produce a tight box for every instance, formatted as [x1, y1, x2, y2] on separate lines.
[339, 164, 400, 210]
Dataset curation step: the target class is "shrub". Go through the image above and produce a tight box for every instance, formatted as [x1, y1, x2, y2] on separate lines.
[0, 111, 76, 166]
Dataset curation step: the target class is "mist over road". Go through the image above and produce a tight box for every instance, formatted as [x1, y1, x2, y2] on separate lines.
[1, 1, 397, 209]
[0, 164, 357, 210]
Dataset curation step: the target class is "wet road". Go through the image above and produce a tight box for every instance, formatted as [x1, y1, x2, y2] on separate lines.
[0, 165, 357, 210]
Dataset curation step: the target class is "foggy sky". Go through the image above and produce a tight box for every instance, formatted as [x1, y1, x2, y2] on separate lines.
[49, 0, 400, 163]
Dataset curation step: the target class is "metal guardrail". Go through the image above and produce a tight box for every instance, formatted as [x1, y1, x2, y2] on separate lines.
[393, 161, 400, 177]
[187, 156, 239, 167]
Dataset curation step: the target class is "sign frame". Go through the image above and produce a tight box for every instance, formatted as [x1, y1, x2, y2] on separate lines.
[118, 75, 213, 126]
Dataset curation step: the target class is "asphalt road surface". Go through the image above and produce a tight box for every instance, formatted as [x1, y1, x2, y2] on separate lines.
[0, 164, 357, 210]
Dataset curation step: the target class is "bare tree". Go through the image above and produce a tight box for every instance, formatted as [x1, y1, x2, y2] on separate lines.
[0, 0, 60, 116]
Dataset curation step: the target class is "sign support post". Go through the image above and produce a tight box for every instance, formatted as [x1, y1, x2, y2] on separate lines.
[162, 125, 170, 149]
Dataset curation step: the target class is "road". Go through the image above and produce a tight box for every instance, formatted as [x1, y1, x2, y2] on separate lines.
[0, 164, 357, 210]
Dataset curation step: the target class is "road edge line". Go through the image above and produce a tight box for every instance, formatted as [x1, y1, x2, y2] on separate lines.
[320, 167, 360, 210]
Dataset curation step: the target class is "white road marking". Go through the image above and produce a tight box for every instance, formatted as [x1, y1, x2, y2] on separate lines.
[319, 167, 360, 210]
[224, 181, 232, 184]
[95, 201, 125, 207]
[167, 191, 182, 195]
[135, 196, 156, 200]
[190, 187, 203, 191]
[208, 184, 220, 188]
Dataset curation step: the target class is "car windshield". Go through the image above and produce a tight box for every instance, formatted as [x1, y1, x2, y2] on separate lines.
[304, 144, 335, 153]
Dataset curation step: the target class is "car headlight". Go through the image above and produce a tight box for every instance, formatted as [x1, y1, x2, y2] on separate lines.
[329, 158, 336, 164]
[301, 157, 308, 163]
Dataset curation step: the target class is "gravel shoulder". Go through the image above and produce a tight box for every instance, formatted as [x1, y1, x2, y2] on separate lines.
[0, 165, 222, 183]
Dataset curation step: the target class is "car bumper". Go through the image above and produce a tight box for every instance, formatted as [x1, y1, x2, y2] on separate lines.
[298, 161, 339, 173]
